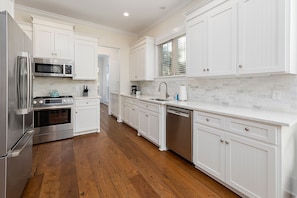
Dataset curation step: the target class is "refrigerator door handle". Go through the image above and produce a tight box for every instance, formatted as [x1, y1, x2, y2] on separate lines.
[16, 52, 30, 115]
[8, 130, 34, 158]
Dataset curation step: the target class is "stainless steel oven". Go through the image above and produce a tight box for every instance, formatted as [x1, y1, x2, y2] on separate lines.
[33, 96, 74, 144]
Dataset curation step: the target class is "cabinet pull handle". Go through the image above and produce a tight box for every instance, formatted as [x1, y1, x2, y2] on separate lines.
[206, 118, 209, 122]
[225, 141, 229, 145]
[238, 65, 243, 68]
[244, 127, 249, 132]
[220, 139, 224, 143]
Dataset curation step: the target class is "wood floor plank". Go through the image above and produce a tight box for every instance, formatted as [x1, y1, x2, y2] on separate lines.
[22, 104, 241, 198]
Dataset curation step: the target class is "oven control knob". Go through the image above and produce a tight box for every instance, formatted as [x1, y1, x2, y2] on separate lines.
[63, 99, 67, 103]
[39, 100, 43, 104]
[33, 100, 37, 104]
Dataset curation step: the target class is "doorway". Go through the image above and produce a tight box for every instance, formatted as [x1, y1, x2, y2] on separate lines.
[98, 55, 109, 105]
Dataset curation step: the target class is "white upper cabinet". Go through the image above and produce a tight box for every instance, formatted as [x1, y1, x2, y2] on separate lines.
[186, 0, 297, 77]
[186, 14, 207, 77]
[73, 34, 97, 80]
[129, 36, 154, 81]
[237, 0, 285, 74]
[187, 1, 236, 77]
[32, 17, 74, 60]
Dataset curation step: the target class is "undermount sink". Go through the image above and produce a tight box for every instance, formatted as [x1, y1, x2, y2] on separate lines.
[149, 98, 170, 101]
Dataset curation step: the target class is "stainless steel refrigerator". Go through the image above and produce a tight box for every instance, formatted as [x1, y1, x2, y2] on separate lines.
[0, 11, 34, 198]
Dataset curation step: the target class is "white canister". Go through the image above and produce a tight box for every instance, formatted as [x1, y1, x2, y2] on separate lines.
[136, 91, 141, 97]
[179, 85, 187, 101]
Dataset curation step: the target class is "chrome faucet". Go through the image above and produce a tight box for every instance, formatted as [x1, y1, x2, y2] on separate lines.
[158, 82, 169, 99]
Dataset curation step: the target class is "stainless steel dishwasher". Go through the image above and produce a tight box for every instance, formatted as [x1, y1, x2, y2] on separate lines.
[166, 106, 193, 162]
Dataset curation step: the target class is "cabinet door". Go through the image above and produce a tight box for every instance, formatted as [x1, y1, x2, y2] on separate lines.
[138, 109, 149, 136]
[33, 25, 55, 58]
[136, 47, 145, 80]
[225, 133, 277, 198]
[129, 51, 138, 81]
[193, 124, 225, 181]
[237, 0, 284, 74]
[148, 111, 159, 145]
[74, 39, 97, 80]
[55, 30, 73, 60]
[186, 14, 208, 77]
[75, 106, 99, 133]
[129, 106, 138, 129]
[208, 2, 236, 76]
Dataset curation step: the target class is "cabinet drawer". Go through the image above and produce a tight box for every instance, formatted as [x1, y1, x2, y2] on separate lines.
[75, 99, 99, 106]
[194, 111, 225, 129]
[225, 117, 278, 144]
[138, 101, 160, 113]
[122, 97, 138, 105]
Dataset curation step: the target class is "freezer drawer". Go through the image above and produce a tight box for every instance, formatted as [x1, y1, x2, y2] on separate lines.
[7, 130, 33, 198]
[0, 157, 5, 198]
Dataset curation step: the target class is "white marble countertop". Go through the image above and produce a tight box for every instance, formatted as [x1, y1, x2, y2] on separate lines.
[121, 94, 297, 126]
[74, 96, 101, 100]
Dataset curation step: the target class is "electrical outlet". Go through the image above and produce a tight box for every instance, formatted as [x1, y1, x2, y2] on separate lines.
[272, 90, 281, 100]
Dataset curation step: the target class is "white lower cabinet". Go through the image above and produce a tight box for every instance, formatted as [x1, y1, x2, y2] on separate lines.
[137, 101, 163, 147]
[138, 108, 159, 145]
[121, 96, 138, 130]
[225, 133, 276, 198]
[193, 111, 278, 198]
[74, 98, 100, 136]
[109, 93, 119, 119]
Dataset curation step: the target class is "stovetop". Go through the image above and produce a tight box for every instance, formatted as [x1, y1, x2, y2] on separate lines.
[33, 95, 74, 107]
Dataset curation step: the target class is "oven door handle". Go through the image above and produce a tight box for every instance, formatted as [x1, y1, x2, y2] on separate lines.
[33, 106, 73, 111]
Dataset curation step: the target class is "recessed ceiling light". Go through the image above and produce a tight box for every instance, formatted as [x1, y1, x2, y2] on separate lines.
[123, 12, 129, 17]
[160, 6, 166, 10]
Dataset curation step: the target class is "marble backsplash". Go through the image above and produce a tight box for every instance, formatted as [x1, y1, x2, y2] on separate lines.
[139, 74, 297, 113]
[33, 77, 98, 97]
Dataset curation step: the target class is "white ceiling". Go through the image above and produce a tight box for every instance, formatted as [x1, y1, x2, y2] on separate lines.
[15, 0, 193, 34]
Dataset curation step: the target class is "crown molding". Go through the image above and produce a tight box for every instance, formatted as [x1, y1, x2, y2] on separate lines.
[137, 0, 192, 36]
[15, 4, 137, 37]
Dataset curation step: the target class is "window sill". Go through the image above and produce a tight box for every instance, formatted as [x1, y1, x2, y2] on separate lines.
[155, 75, 187, 81]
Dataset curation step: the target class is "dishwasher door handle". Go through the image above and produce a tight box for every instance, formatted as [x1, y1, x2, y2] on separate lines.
[167, 109, 190, 118]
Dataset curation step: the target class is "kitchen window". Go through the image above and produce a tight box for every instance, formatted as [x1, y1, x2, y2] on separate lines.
[159, 35, 186, 77]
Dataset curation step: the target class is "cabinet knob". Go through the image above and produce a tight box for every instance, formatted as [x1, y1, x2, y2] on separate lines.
[145, 114, 149, 117]
[75, 112, 78, 113]
[206, 68, 209, 71]
[238, 65, 243, 68]
[220, 139, 224, 143]
[206, 118, 209, 122]
[244, 127, 249, 132]
[225, 141, 229, 145]
[203, 69, 206, 72]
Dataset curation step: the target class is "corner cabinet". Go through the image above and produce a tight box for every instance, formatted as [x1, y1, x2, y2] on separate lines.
[193, 110, 297, 198]
[186, 0, 297, 77]
[73, 35, 97, 80]
[74, 98, 100, 136]
[32, 17, 74, 60]
[129, 37, 154, 81]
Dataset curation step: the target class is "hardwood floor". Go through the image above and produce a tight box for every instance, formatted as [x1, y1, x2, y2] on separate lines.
[22, 104, 240, 198]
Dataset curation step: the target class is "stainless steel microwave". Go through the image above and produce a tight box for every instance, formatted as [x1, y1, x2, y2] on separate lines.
[34, 58, 73, 77]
